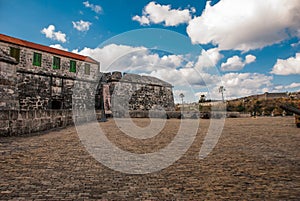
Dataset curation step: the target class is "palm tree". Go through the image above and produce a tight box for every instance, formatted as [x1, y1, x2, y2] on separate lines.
[219, 86, 225, 102]
[179, 93, 184, 111]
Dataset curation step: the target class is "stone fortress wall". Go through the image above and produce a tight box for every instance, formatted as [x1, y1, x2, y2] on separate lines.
[102, 71, 175, 117]
[0, 34, 175, 136]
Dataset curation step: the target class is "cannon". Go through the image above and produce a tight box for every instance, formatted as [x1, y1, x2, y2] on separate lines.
[280, 104, 300, 128]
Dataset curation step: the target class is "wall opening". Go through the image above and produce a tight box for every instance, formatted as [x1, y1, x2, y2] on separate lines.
[51, 100, 62, 109]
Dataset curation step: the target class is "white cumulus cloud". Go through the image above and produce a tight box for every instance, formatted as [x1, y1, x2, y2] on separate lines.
[73, 44, 218, 88]
[288, 82, 300, 89]
[271, 53, 300, 75]
[133, 1, 194, 26]
[72, 20, 92, 31]
[194, 48, 223, 71]
[218, 73, 273, 99]
[83, 1, 102, 14]
[221, 54, 256, 71]
[41, 25, 67, 43]
[73, 44, 148, 71]
[145, 67, 219, 88]
[49, 44, 68, 51]
[274, 82, 300, 90]
[221, 56, 244, 71]
[187, 0, 300, 51]
[148, 70, 274, 100]
[245, 54, 256, 64]
[132, 15, 150, 25]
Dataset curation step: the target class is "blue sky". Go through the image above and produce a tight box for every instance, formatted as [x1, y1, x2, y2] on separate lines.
[1, 0, 299, 102]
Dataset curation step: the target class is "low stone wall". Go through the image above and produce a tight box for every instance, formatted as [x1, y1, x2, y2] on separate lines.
[0, 110, 74, 136]
[127, 111, 249, 119]
[114, 110, 187, 119]
[0, 109, 108, 137]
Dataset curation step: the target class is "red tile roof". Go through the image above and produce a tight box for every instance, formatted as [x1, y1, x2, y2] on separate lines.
[0, 33, 99, 64]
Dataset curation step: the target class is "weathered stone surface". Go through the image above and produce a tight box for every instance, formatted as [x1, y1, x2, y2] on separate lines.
[0, 48, 17, 64]
[121, 73, 172, 87]
[0, 109, 76, 136]
[0, 40, 100, 136]
[111, 71, 122, 81]
[103, 73, 175, 117]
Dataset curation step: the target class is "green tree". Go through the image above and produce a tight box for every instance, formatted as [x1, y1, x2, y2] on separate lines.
[236, 103, 245, 112]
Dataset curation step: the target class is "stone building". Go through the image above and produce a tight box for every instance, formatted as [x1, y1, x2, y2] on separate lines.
[0, 33, 100, 135]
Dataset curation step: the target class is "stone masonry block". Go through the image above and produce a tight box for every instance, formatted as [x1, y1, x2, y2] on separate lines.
[0, 110, 9, 120]
[0, 120, 9, 128]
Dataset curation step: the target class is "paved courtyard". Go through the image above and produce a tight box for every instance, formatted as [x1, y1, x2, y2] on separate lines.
[0, 117, 299, 200]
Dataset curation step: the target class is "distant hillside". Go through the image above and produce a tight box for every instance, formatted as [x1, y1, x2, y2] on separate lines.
[226, 92, 300, 116]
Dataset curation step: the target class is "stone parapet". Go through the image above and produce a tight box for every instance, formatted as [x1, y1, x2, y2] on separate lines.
[0, 109, 74, 136]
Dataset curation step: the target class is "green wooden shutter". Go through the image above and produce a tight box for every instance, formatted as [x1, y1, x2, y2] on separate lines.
[70, 60, 76, 72]
[38, 53, 41, 66]
[84, 63, 90, 75]
[53, 56, 60, 69]
[10, 47, 20, 62]
[33, 52, 42, 66]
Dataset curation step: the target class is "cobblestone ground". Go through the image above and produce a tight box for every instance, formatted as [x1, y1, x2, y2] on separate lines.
[0, 117, 299, 200]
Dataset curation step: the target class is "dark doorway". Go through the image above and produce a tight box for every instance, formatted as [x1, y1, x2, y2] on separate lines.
[51, 100, 62, 109]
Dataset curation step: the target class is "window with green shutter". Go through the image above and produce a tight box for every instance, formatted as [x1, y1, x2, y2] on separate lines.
[10, 47, 20, 63]
[70, 60, 76, 73]
[33, 52, 42, 66]
[84, 63, 90, 75]
[52, 56, 60, 69]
